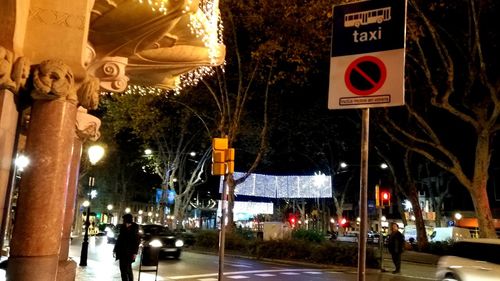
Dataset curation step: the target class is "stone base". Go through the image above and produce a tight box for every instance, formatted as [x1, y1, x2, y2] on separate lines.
[6, 255, 58, 281]
[57, 259, 77, 281]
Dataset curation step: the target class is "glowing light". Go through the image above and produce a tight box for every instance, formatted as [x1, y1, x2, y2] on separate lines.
[134, 0, 225, 91]
[15, 155, 30, 171]
[221, 172, 332, 198]
[403, 200, 412, 211]
[313, 171, 327, 188]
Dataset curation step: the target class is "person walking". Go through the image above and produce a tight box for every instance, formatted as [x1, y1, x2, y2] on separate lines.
[113, 214, 140, 281]
[387, 222, 405, 274]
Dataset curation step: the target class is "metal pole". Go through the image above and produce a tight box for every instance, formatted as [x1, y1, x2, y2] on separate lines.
[79, 176, 94, 266]
[357, 108, 370, 281]
[218, 175, 227, 281]
[378, 206, 384, 271]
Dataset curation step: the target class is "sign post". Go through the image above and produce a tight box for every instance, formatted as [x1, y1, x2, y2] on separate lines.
[328, 1, 407, 281]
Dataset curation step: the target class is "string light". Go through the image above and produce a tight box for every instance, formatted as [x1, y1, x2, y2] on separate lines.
[131, 0, 225, 92]
[221, 172, 333, 199]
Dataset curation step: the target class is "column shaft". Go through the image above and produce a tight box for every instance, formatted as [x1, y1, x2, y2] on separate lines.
[7, 99, 77, 281]
[0, 89, 19, 253]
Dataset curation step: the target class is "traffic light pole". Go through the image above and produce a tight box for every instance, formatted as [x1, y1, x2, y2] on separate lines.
[218, 175, 227, 281]
[378, 206, 384, 271]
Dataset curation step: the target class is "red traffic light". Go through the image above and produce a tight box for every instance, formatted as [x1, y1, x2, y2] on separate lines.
[380, 191, 391, 207]
[382, 192, 389, 200]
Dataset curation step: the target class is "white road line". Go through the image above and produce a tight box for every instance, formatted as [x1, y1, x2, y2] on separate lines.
[169, 269, 320, 280]
[304, 272, 323, 274]
[279, 272, 300, 275]
[254, 274, 276, 277]
[197, 279, 217, 281]
[227, 276, 250, 279]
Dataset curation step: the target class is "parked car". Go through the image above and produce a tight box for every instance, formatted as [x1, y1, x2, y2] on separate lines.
[367, 231, 381, 244]
[140, 224, 184, 259]
[436, 238, 500, 281]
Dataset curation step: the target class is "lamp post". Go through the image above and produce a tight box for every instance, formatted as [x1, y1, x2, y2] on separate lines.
[80, 144, 105, 266]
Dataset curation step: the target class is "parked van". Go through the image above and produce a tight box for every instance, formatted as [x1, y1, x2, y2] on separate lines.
[430, 227, 471, 242]
[403, 225, 434, 242]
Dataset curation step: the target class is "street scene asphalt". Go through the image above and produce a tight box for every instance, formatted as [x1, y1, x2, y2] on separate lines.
[0, 236, 439, 281]
[71, 237, 438, 281]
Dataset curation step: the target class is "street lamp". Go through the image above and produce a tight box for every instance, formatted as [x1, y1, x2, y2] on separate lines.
[80, 144, 105, 266]
[107, 204, 113, 223]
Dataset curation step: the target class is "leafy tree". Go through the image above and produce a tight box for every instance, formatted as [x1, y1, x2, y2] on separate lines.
[207, 0, 345, 230]
[379, 0, 500, 237]
[101, 92, 212, 227]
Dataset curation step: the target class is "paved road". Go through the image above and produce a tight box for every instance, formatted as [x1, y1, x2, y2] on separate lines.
[71, 237, 438, 281]
[1, 236, 439, 281]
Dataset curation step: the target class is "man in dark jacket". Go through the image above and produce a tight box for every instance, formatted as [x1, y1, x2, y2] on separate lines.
[387, 222, 405, 273]
[113, 214, 140, 281]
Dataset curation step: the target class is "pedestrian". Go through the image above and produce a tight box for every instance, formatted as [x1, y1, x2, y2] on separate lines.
[387, 222, 405, 274]
[113, 214, 140, 281]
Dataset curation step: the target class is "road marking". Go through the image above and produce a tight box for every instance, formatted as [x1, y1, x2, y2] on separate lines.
[224, 262, 253, 268]
[384, 274, 437, 280]
[197, 279, 217, 281]
[227, 276, 250, 279]
[304, 271, 323, 275]
[254, 273, 276, 277]
[280, 272, 300, 275]
[169, 269, 320, 280]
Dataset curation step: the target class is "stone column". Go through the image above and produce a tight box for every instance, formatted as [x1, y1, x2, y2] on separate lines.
[7, 60, 78, 281]
[0, 46, 30, 251]
[57, 105, 100, 281]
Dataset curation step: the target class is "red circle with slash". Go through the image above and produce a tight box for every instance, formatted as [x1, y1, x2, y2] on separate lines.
[344, 56, 387, 96]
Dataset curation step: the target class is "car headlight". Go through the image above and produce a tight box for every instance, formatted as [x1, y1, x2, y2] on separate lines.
[175, 239, 184, 247]
[149, 239, 163, 248]
[107, 232, 115, 238]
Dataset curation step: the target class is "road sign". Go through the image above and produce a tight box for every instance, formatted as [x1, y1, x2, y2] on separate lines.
[345, 56, 387, 96]
[328, 0, 407, 109]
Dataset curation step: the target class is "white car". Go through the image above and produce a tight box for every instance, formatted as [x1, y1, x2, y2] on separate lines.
[436, 238, 500, 281]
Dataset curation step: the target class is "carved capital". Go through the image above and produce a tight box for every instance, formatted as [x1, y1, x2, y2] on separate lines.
[31, 60, 77, 104]
[11, 57, 31, 93]
[0, 46, 16, 91]
[77, 75, 100, 110]
[76, 107, 101, 142]
[87, 56, 129, 93]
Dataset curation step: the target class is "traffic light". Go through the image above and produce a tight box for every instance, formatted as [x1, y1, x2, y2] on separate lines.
[211, 138, 236, 175]
[288, 214, 297, 228]
[380, 190, 391, 207]
[375, 184, 391, 208]
[212, 138, 228, 175]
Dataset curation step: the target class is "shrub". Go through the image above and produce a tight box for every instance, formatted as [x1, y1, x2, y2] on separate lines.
[424, 240, 453, 255]
[191, 229, 379, 268]
[291, 229, 325, 243]
[193, 230, 219, 249]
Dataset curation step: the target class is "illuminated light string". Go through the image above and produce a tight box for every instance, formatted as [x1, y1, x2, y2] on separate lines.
[114, 0, 225, 94]
[219, 172, 333, 199]
[137, 0, 224, 64]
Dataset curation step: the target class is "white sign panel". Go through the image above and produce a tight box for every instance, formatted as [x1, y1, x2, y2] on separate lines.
[328, 0, 407, 109]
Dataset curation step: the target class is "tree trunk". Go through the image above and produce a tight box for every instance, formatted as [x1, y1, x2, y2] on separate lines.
[408, 183, 429, 250]
[471, 185, 497, 238]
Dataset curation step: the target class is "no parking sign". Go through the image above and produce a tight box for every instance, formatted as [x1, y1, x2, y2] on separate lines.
[328, 0, 407, 109]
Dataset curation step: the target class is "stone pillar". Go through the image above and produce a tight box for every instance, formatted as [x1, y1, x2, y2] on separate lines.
[0, 46, 30, 251]
[7, 60, 77, 281]
[57, 106, 100, 281]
